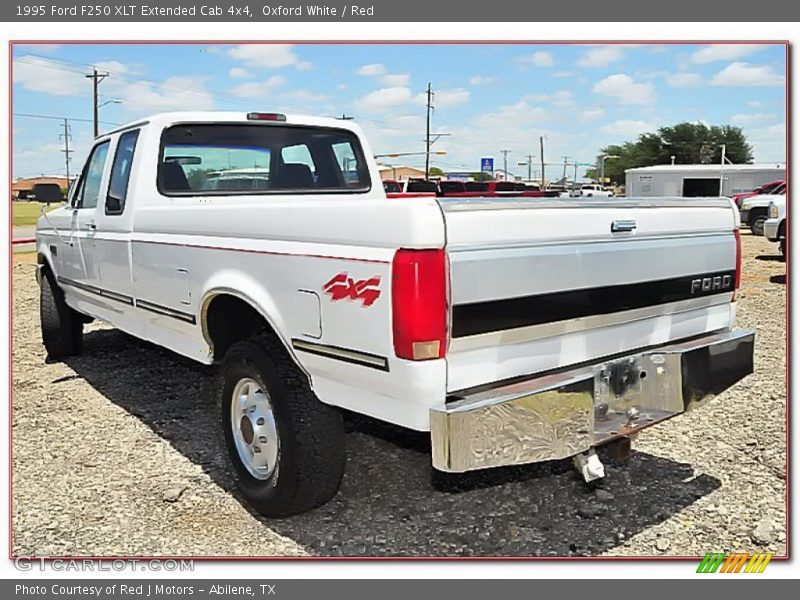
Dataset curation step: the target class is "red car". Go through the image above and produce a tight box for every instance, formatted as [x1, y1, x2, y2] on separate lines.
[732, 180, 785, 208]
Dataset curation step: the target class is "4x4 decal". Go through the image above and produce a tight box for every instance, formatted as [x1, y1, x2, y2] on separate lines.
[323, 273, 381, 307]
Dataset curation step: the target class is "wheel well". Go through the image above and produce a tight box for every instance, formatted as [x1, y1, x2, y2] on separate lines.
[203, 294, 277, 362]
[749, 207, 768, 221]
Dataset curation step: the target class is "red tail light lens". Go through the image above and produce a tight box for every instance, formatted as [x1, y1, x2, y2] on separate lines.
[733, 228, 742, 300]
[391, 249, 448, 360]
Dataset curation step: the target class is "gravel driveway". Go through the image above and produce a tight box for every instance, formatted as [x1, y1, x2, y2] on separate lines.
[11, 232, 786, 557]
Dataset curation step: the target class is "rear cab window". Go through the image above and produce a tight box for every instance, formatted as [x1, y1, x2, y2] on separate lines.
[106, 129, 140, 214]
[158, 123, 371, 195]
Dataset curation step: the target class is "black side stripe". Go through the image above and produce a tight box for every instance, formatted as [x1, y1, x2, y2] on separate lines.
[452, 270, 736, 338]
[291, 339, 390, 372]
[57, 276, 195, 325]
[57, 276, 134, 306]
[135, 299, 197, 324]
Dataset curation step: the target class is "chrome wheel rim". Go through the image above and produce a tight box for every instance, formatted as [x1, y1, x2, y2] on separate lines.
[230, 377, 279, 480]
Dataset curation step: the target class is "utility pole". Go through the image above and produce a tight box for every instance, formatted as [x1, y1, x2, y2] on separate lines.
[86, 67, 109, 138]
[424, 82, 433, 179]
[561, 155, 570, 182]
[59, 118, 72, 185]
[539, 136, 546, 188]
[500, 149, 511, 181]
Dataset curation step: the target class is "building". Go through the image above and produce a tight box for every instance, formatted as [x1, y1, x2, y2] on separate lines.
[625, 164, 786, 197]
[12, 176, 72, 200]
[378, 165, 427, 181]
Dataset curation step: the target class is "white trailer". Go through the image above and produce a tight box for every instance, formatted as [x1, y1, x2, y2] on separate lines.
[626, 164, 785, 197]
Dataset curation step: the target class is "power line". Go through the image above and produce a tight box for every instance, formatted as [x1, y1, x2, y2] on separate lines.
[14, 111, 120, 126]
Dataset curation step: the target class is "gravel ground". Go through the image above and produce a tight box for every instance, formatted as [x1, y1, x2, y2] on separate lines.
[11, 231, 786, 558]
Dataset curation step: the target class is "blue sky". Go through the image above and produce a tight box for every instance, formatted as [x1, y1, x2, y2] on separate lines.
[12, 43, 786, 180]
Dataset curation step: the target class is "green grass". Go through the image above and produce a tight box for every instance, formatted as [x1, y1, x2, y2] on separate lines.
[12, 202, 65, 227]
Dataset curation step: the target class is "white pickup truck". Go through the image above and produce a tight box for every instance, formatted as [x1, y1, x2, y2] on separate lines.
[36, 111, 755, 516]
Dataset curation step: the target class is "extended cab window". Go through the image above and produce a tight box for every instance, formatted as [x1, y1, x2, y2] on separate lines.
[73, 141, 110, 209]
[158, 124, 371, 195]
[106, 129, 140, 215]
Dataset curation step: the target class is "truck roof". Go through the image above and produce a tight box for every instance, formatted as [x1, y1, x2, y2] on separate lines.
[103, 111, 363, 138]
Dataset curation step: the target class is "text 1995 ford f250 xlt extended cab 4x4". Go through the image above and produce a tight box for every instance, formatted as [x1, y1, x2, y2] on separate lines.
[36, 111, 755, 516]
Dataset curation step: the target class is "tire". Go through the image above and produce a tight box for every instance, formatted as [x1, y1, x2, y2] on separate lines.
[39, 268, 83, 359]
[218, 333, 345, 517]
[750, 214, 766, 237]
[779, 239, 786, 257]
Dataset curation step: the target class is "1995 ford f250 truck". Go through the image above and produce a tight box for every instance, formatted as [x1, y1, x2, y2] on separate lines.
[36, 111, 755, 516]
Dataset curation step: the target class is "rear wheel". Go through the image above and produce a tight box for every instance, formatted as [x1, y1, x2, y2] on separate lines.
[779, 239, 786, 257]
[39, 268, 83, 359]
[218, 333, 345, 517]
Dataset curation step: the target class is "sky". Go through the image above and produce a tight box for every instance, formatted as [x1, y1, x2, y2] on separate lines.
[12, 42, 786, 181]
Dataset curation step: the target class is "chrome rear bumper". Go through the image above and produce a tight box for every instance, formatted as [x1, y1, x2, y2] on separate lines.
[431, 329, 755, 472]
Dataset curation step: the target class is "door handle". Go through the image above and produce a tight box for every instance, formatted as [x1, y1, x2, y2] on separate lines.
[611, 220, 636, 233]
[83, 223, 97, 231]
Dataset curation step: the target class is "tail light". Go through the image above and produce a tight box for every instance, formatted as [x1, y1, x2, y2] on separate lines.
[733, 229, 742, 301]
[391, 249, 448, 360]
[246, 112, 286, 121]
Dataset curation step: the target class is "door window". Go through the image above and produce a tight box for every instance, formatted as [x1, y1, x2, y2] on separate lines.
[74, 141, 110, 209]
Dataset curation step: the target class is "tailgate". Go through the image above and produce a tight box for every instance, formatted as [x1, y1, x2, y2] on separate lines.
[441, 197, 739, 392]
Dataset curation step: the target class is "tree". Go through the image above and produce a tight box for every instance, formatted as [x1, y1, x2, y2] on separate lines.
[428, 166, 444, 177]
[470, 171, 493, 181]
[586, 122, 754, 185]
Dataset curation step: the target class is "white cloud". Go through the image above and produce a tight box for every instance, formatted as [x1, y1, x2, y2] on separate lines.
[414, 87, 470, 108]
[381, 73, 410, 87]
[730, 112, 775, 124]
[748, 100, 764, 108]
[691, 44, 761, 64]
[229, 67, 251, 79]
[337, 83, 349, 90]
[468, 75, 496, 86]
[357, 63, 387, 76]
[580, 108, 605, 121]
[518, 51, 555, 67]
[528, 90, 575, 109]
[13, 55, 89, 96]
[296, 61, 313, 71]
[592, 74, 656, 105]
[230, 75, 287, 98]
[554, 70, 574, 78]
[355, 86, 412, 112]
[226, 45, 308, 69]
[600, 119, 656, 136]
[711, 62, 784, 87]
[665, 72, 702, 87]
[122, 75, 216, 112]
[577, 47, 625, 68]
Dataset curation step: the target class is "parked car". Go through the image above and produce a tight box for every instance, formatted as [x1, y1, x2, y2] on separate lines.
[740, 183, 786, 236]
[577, 183, 614, 198]
[764, 196, 787, 257]
[732, 179, 785, 209]
[36, 111, 754, 516]
[382, 179, 402, 194]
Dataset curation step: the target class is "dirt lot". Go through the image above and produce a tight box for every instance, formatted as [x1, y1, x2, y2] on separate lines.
[11, 232, 786, 558]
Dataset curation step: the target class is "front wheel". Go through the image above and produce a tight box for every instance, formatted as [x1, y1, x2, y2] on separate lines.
[40, 268, 83, 359]
[218, 334, 345, 517]
[750, 215, 766, 237]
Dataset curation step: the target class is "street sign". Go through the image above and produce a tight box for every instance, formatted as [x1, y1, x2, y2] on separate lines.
[480, 157, 494, 173]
